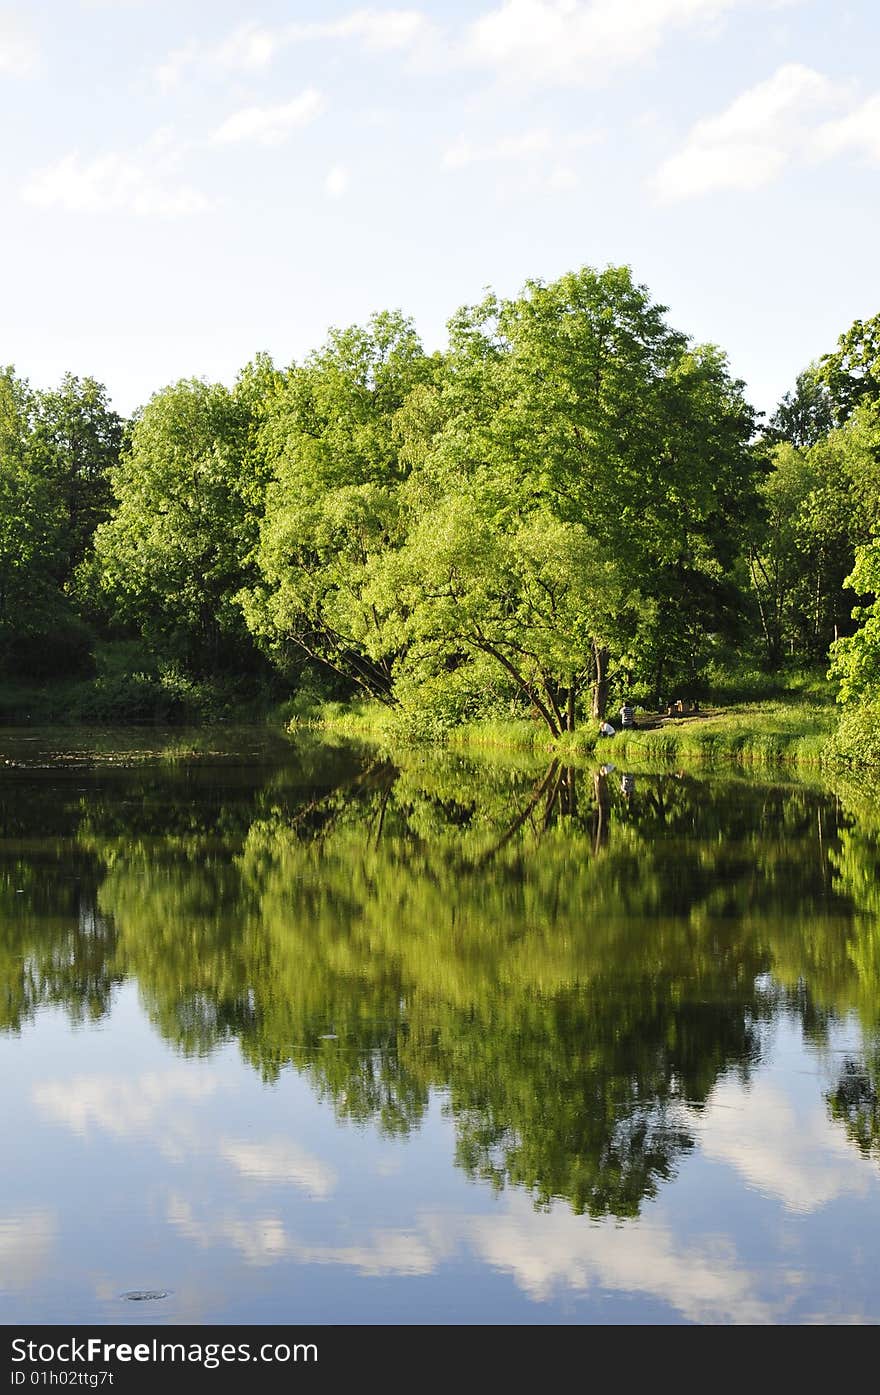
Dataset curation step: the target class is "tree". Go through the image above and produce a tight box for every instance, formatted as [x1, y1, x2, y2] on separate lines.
[29, 374, 123, 578]
[0, 366, 74, 669]
[746, 443, 816, 665]
[240, 313, 432, 697]
[829, 542, 880, 705]
[765, 364, 834, 447]
[373, 485, 634, 736]
[93, 376, 262, 672]
[369, 267, 756, 727]
[821, 311, 880, 422]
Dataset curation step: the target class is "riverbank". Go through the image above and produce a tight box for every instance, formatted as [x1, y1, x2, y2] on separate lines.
[1, 670, 857, 771]
[303, 696, 840, 770]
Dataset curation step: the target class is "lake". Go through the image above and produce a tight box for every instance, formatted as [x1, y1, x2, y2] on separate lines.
[2, 727, 879, 1325]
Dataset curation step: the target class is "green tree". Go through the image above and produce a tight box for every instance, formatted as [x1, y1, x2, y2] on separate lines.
[369, 268, 756, 726]
[240, 313, 432, 696]
[830, 543, 880, 703]
[821, 312, 880, 422]
[93, 376, 263, 672]
[766, 364, 834, 447]
[828, 539, 880, 766]
[29, 374, 123, 578]
[0, 367, 72, 669]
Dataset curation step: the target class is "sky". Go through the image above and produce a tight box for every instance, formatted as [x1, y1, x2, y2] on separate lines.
[1, 0, 878, 420]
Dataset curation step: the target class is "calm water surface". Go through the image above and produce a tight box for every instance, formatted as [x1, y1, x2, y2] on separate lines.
[2, 727, 880, 1325]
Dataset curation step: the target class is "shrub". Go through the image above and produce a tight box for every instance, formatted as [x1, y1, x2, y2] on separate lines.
[830, 702, 880, 768]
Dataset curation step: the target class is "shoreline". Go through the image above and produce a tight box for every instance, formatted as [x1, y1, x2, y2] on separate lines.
[300, 697, 845, 772]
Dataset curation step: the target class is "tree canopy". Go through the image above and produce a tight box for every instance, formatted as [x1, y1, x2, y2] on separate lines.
[1, 268, 880, 758]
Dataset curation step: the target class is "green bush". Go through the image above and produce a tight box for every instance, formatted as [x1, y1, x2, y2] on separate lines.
[830, 703, 880, 768]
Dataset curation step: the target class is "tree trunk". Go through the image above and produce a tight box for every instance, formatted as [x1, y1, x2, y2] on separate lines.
[472, 635, 561, 737]
[566, 684, 576, 733]
[591, 643, 609, 720]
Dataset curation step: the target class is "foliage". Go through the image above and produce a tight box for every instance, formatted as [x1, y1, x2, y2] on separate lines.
[820, 311, 880, 422]
[2, 276, 880, 741]
[829, 543, 880, 705]
[239, 314, 433, 695]
[363, 268, 756, 729]
[93, 375, 266, 673]
[765, 364, 834, 446]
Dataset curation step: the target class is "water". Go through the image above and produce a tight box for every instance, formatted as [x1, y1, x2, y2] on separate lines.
[2, 727, 880, 1325]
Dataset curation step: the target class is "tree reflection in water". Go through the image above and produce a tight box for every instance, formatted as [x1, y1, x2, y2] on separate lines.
[2, 743, 880, 1218]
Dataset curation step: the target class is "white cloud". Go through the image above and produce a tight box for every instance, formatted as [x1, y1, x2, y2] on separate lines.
[442, 126, 597, 195]
[220, 1139, 338, 1200]
[466, 1193, 776, 1321]
[22, 122, 210, 218]
[213, 23, 279, 70]
[211, 89, 325, 147]
[462, 0, 775, 88]
[650, 62, 847, 199]
[547, 164, 579, 191]
[442, 127, 553, 169]
[324, 164, 350, 198]
[0, 11, 39, 76]
[22, 151, 210, 218]
[286, 9, 430, 51]
[168, 1196, 443, 1273]
[163, 1189, 783, 1321]
[155, 11, 431, 90]
[814, 93, 880, 164]
[443, 126, 600, 169]
[156, 24, 281, 91]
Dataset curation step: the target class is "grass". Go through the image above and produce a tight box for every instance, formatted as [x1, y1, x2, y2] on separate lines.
[448, 716, 554, 755]
[302, 694, 840, 771]
[596, 701, 835, 768]
[13, 656, 843, 772]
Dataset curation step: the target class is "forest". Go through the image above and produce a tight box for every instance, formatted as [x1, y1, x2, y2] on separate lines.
[2, 264, 879, 762]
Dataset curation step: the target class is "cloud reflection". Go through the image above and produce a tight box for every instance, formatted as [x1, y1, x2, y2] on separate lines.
[167, 1195, 442, 1274]
[32, 1070, 222, 1140]
[0, 1210, 57, 1293]
[164, 1190, 783, 1322]
[694, 1077, 871, 1213]
[220, 1139, 337, 1200]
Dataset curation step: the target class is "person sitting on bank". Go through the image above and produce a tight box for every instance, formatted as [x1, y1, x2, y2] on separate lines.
[619, 701, 635, 729]
[599, 720, 616, 737]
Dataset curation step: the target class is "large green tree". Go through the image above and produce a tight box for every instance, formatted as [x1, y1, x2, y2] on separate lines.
[0, 367, 72, 670]
[93, 373, 266, 672]
[240, 312, 432, 696]
[366, 268, 756, 727]
[29, 374, 123, 578]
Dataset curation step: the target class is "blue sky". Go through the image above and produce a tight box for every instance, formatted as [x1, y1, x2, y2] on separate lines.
[1, 0, 878, 418]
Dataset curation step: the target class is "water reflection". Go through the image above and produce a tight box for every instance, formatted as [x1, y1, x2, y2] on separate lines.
[2, 735, 880, 1320]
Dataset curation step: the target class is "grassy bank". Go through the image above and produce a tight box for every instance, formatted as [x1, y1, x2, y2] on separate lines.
[3, 663, 845, 771]
[580, 701, 835, 768]
[302, 695, 839, 770]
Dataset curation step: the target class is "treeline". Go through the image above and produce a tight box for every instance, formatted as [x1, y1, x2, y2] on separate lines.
[2, 265, 879, 748]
